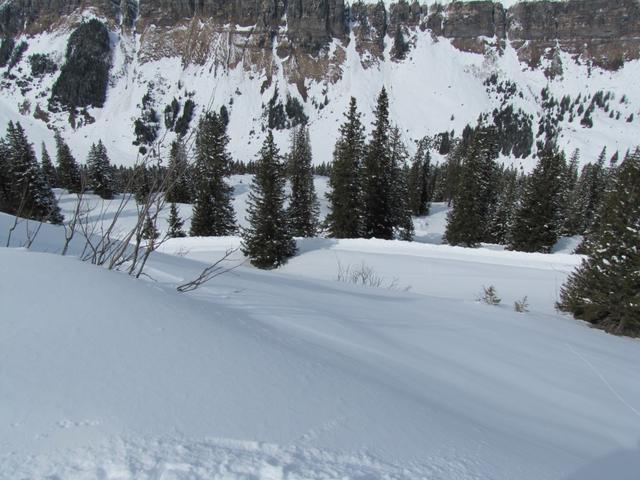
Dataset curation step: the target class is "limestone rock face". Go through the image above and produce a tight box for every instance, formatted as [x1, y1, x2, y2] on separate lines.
[2, 0, 640, 70]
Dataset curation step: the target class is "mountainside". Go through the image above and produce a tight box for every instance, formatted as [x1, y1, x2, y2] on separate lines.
[1, 0, 640, 166]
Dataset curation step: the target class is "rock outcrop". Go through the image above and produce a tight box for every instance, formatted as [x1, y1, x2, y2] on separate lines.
[1, 0, 639, 70]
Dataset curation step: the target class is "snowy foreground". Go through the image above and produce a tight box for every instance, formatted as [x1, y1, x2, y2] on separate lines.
[2, 193, 640, 479]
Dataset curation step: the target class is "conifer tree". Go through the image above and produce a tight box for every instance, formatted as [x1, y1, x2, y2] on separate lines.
[55, 132, 82, 193]
[326, 97, 365, 238]
[0, 137, 11, 213]
[165, 140, 191, 204]
[407, 137, 432, 217]
[141, 212, 159, 240]
[389, 126, 414, 241]
[558, 150, 640, 336]
[444, 127, 499, 247]
[287, 125, 319, 237]
[562, 148, 583, 236]
[509, 147, 566, 252]
[242, 130, 296, 269]
[40, 143, 58, 188]
[167, 202, 187, 238]
[487, 167, 522, 245]
[3, 122, 63, 223]
[362, 88, 395, 239]
[133, 164, 151, 204]
[190, 112, 236, 236]
[87, 140, 115, 199]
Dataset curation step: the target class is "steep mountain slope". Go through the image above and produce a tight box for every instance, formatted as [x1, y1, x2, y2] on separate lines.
[0, 0, 639, 167]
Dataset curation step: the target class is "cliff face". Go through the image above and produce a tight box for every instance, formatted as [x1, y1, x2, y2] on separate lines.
[1, 0, 639, 70]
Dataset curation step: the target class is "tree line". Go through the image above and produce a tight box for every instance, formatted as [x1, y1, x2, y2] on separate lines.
[1, 88, 638, 336]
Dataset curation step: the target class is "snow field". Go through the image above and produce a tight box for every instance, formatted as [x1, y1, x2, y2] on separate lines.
[1, 184, 640, 479]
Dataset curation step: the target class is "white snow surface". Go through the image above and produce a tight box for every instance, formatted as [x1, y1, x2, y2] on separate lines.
[1, 188, 640, 479]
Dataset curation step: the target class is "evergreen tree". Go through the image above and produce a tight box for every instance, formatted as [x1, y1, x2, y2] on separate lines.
[165, 140, 191, 204]
[509, 147, 566, 252]
[167, 202, 187, 238]
[87, 140, 114, 199]
[190, 112, 237, 236]
[242, 131, 296, 269]
[389, 126, 414, 241]
[3, 122, 63, 223]
[444, 127, 499, 247]
[141, 212, 159, 240]
[486, 167, 521, 245]
[55, 132, 82, 193]
[407, 137, 432, 216]
[562, 148, 583, 236]
[133, 165, 151, 204]
[40, 143, 58, 188]
[326, 97, 365, 238]
[558, 150, 640, 336]
[0, 137, 11, 213]
[287, 125, 319, 237]
[362, 88, 395, 239]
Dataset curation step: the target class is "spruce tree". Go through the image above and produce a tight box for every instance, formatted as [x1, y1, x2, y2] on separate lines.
[444, 127, 499, 247]
[141, 212, 159, 240]
[389, 126, 414, 241]
[40, 143, 58, 188]
[362, 88, 394, 239]
[509, 147, 566, 253]
[165, 140, 191, 204]
[242, 131, 296, 269]
[287, 125, 319, 237]
[4, 122, 63, 223]
[133, 165, 151, 204]
[87, 140, 115, 199]
[55, 132, 82, 193]
[326, 97, 365, 238]
[558, 150, 640, 336]
[167, 202, 187, 238]
[0, 137, 11, 213]
[486, 167, 521, 245]
[190, 112, 237, 236]
[407, 137, 432, 216]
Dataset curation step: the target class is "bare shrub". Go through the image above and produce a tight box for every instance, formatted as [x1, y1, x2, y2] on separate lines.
[337, 261, 404, 290]
[514, 296, 529, 313]
[479, 285, 501, 305]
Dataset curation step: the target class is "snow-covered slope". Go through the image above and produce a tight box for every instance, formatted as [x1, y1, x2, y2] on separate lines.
[1, 200, 640, 479]
[1, 9, 639, 170]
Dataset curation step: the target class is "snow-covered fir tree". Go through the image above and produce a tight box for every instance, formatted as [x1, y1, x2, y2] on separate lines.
[242, 130, 296, 269]
[558, 149, 640, 336]
[2, 122, 62, 223]
[326, 97, 365, 238]
[389, 126, 414, 241]
[167, 202, 187, 238]
[87, 140, 115, 199]
[362, 88, 395, 240]
[287, 125, 319, 237]
[40, 143, 58, 189]
[407, 137, 432, 217]
[509, 147, 566, 253]
[190, 112, 237, 237]
[55, 132, 82, 193]
[444, 126, 499, 247]
[165, 140, 191, 204]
